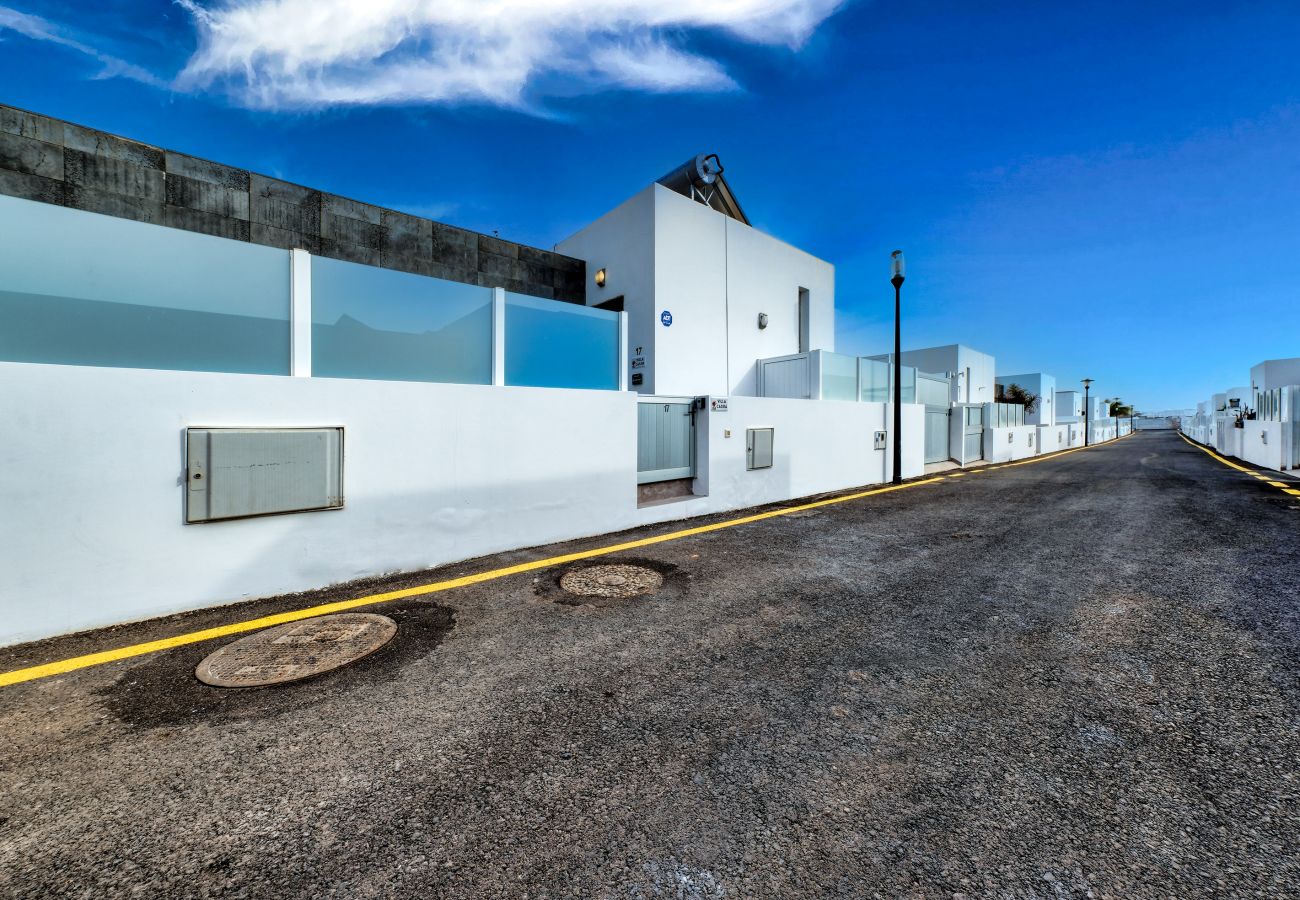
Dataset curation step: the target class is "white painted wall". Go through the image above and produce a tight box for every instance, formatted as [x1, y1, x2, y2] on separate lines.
[1251, 358, 1300, 391]
[1240, 421, 1285, 471]
[0, 362, 637, 646]
[1134, 416, 1179, 430]
[723, 212, 835, 396]
[1038, 424, 1070, 454]
[647, 397, 924, 523]
[987, 425, 1038, 462]
[1088, 396, 1111, 422]
[1214, 422, 1243, 458]
[646, 186, 731, 397]
[557, 185, 835, 399]
[1056, 390, 1083, 418]
[1, 363, 927, 646]
[1090, 420, 1118, 444]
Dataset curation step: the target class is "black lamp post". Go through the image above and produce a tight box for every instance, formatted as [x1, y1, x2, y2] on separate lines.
[1082, 378, 1094, 446]
[1112, 396, 1121, 439]
[890, 250, 905, 484]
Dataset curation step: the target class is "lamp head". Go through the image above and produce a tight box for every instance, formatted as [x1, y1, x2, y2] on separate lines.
[890, 250, 905, 287]
[1082, 377, 1094, 389]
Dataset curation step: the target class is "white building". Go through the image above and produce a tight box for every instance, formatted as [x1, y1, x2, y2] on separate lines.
[996, 372, 1057, 425]
[996, 372, 1085, 453]
[557, 159, 835, 398]
[1183, 359, 1299, 472]
[887, 344, 996, 406]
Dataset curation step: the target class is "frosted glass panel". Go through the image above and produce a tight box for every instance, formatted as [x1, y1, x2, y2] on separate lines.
[818, 351, 858, 401]
[857, 358, 915, 403]
[990, 402, 1024, 427]
[311, 256, 492, 384]
[917, 373, 950, 408]
[859, 358, 889, 402]
[505, 292, 618, 390]
[0, 194, 289, 374]
[900, 366, 916, 404]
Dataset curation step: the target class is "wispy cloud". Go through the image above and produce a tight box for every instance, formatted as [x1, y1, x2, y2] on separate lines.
[173, 0, 845, 110]
[0, 6, 164, 86]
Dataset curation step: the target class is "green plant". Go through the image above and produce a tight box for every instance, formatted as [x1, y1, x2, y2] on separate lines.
[995, 382, 1039, 414]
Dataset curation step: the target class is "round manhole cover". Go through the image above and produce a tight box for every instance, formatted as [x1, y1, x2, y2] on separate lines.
[559, 564, 663, 599]
[195, 613, 397, 688]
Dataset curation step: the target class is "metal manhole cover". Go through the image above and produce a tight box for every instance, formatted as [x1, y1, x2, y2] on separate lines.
[559, 564, 663, 599]
[195, 613, 397, 687]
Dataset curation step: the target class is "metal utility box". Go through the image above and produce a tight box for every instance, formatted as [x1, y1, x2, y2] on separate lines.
[186, 427, 344, 524]
[874, 430, 887, 450]
[747, 427, 774, 470]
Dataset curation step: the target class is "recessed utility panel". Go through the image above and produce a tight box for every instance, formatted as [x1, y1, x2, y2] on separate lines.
[186, 427, 343, 523]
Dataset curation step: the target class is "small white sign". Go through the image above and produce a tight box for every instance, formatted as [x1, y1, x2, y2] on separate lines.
[710, 397, 729, 412]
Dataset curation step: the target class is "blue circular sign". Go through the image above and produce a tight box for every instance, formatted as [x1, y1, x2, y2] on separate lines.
[660, 310, 673, 327]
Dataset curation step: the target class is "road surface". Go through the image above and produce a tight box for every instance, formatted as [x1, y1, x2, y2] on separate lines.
[2, 430, 1298, 898]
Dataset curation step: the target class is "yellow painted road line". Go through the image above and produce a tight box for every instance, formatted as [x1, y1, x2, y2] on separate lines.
[1178, 433, 1300, 503]
[0, 434, 1122, 689]
[1177, 432, 1257, 474]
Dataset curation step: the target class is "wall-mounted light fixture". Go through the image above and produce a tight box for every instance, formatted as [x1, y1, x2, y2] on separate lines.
[594, 268, 607, 288]
[757, 312, 769, 329]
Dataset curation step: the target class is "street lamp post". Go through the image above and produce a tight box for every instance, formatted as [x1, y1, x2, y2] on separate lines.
[1113, 397, 1122, 439]
[890, 251, 905, 485]
[1082, 378, 1094, 446]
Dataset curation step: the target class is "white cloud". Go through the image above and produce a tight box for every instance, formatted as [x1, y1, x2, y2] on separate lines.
[0, 6, 164, 86]
[174, 0, 844, 110]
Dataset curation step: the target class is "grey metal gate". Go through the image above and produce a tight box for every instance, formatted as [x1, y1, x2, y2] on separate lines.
[918, 372, 951, 465]
[963, 406, 985, 461]
[637, 398, 696, 484]
[1292, 388, 1300, 469]
[924, 410, 949, 464]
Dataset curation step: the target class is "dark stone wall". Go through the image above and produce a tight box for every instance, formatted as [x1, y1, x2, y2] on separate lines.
[0, 104, 586, 303]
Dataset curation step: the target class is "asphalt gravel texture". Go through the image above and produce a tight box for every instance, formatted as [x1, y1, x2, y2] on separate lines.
[2, 430, 1299, 898]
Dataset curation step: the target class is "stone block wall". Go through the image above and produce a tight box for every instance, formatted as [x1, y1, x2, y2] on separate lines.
[0, 104, 585, 303]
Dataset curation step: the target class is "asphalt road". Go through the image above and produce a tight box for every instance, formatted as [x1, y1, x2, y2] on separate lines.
[2, 430, 1299, 899]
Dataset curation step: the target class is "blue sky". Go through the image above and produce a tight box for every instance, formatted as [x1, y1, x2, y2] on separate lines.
[2, 0, 1298, 411]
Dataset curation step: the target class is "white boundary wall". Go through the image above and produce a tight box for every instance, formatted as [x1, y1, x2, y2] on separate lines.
[680, 398, 925, 517]
[0, 364, 927, 645]
[1037, 424, 1071, 455]
[0, 363, 637, 646]
[987, 425, 1038, 462]
[1240, 421, 1285, 471]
